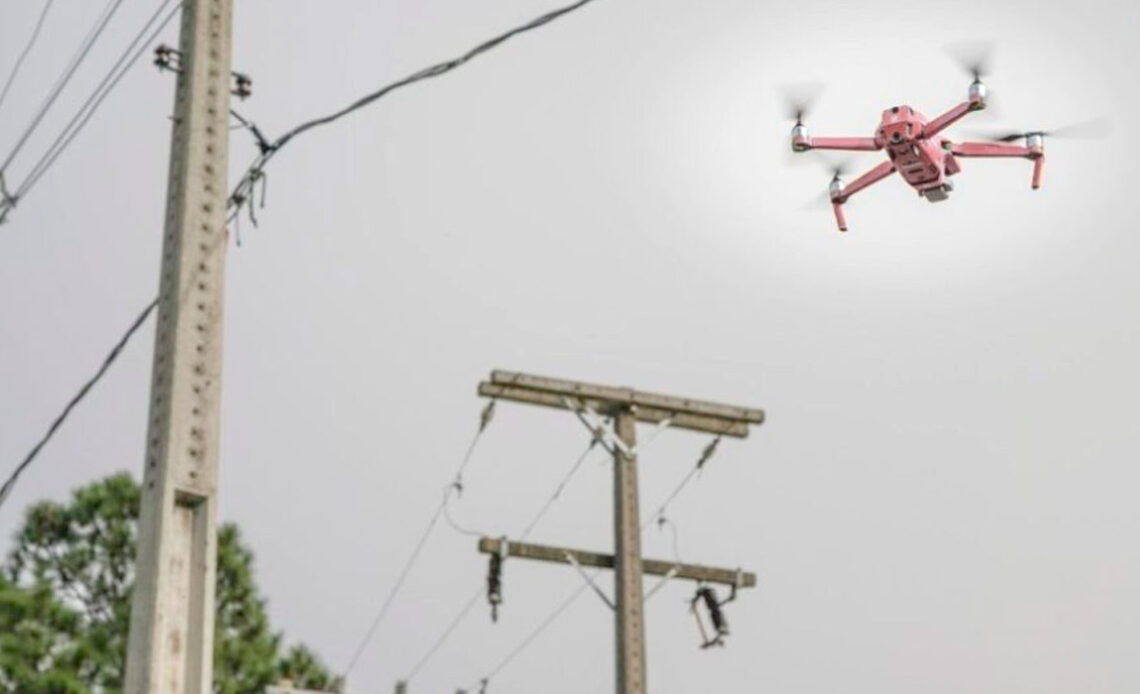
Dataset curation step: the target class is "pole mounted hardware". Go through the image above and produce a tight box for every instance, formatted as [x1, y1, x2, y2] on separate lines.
[473, 370, 763, 694]
[691, 580, 740, 649]
[486, 536, 508, 622]
[478, 537, 756, 589]
[154, 44, 252, 99]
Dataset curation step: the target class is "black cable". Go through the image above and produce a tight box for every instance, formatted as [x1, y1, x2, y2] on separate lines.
[0, 0, 58, 117]
[1, 0, 126, 174]
[0, 298, 157, 511]
[226, 0, 602, 223]
[474, 580, 592, 688]
[405, 587, 485, 681]
[518, 438, 599, 540]
[341, 425, 490, 678]
[16, 0, 182, 202]
[402, 437, 601, 685]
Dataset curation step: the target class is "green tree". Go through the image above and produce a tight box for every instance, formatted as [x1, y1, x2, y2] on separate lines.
[1, 473, 333, 693]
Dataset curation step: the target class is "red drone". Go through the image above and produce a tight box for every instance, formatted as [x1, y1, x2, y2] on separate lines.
[787, 50, 1106, 232]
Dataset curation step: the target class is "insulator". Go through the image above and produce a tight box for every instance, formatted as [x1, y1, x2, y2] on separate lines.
[699, 587, 729, 637]
[479, 400, 496, 432]
[696, 436, 720, 469]
[487, 554, 503, 622]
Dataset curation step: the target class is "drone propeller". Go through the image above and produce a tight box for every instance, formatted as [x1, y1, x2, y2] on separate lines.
[779, 82, 824, 125]
[945, 41, 996, 83]
[965, 117, 1113, 143]
[799, 154, 852, 209]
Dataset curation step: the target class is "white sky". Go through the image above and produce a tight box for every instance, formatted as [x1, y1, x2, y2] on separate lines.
[2, 0, 1138, 692]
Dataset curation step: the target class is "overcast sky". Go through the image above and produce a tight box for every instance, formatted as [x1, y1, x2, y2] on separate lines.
[2, 0, 1138, 692]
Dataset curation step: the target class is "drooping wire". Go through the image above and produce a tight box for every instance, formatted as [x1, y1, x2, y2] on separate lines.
[0, 298, 157, 511]
[1, 0, 127, 174]
[13, 0, 183, 207]
[401, 433, 604, 686]
[224, 0, 602, 228]
[442, 484, 486, 539]
[0, 0, 58, 117]
[341, 400, 496, 679]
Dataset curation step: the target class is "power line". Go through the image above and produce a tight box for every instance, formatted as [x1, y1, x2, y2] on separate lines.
[404, 587, 484, 682]
[518, 436, 601, 540]
[1, 0, 600, 518]
[341, 402, 496, 679]
[400, 435, 604, 686]
[225, 0, 602, 226]
[1, 0, 126, 174]
[0, 298, 157, 511]
[0, 0, 58, 117]
[14, 0, 183, 204]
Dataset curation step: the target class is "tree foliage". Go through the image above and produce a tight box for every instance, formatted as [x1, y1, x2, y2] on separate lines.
[0, 473, 333, 693]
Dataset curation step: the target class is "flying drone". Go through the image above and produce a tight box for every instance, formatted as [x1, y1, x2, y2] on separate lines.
[787, 47, 1107, 231]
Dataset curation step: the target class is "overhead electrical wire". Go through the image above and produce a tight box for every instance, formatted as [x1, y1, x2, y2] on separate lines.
[341, 401, 496, 679]
[0, 299, 157, 511]
[1, 0, 127, 175]
[402, 435, 603, 686]
[0, 0, 58, 117]
[225, 0, 602, 226]
[1, 0, 599, 504]
[14, 0, 183, 205]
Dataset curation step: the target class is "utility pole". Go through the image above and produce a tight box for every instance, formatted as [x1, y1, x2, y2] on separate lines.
[476, 370, 764, 694]
[124, 1, 233, 692]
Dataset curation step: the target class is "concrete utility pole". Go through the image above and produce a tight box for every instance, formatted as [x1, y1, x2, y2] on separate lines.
[476, 370, 765, 694]
[124, 1, 233, 692]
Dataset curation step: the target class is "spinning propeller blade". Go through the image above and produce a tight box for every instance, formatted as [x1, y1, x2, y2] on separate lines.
[779, 82, 824, 124]
[964, 117, 1112, 142]
[797, 153, 851, 209]
[945, 41, 996, 82]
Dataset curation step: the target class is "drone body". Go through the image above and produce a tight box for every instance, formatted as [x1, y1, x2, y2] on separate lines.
[789, 79, 1046, 231]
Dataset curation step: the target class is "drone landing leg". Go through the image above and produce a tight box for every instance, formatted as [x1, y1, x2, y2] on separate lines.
[832, 202, 848, 232]
[830, 161, 897, 232]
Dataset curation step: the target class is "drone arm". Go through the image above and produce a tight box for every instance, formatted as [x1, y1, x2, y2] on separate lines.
[802, 136, 881, 152]
[949, 142, 1033, 158]
[949, 141, 1045, 189]
[830, 160, 897, 231]
[924, 96, 984, 139]
[836, 160, 897, 202]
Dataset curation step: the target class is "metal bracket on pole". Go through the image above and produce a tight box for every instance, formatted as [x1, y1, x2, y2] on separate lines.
[154, 44, 253, 99]
[561, 395, 632, 457]
[564, 551, 615, 610]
